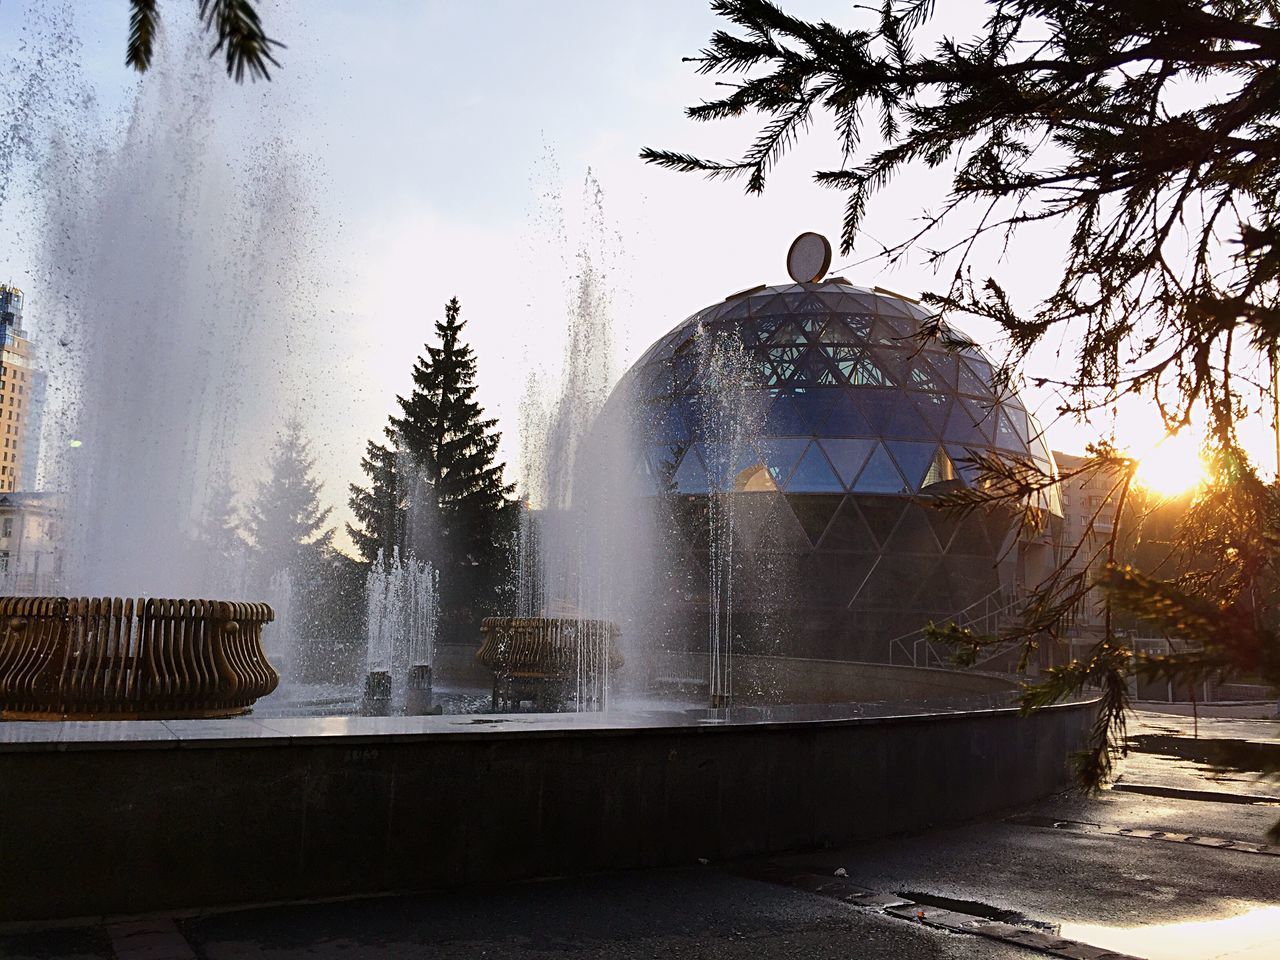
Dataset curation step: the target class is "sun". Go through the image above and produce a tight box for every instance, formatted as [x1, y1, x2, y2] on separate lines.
[1132, 431, 1208, 498]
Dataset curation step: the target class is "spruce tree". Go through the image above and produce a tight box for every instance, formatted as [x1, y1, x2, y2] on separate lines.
[347, 440, 405, 564]
[350, 298, 515, 634]
[246, 417, 334, 580]
[196, 471, 244, 561]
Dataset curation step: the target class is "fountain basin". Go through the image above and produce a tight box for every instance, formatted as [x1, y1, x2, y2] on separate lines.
[0, 597, 278, 719]
[0, 684, 1098, 921]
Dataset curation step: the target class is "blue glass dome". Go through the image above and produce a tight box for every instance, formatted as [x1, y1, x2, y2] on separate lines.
[622, 279, 1058, 504]
[605, 275, 1059, 661]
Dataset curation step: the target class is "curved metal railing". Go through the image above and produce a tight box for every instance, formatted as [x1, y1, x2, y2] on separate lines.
[0, 597, 278, 719]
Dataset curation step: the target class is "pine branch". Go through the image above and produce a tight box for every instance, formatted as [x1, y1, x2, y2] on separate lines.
[197, 0, 284, 82]
[126, 0, 160, 74]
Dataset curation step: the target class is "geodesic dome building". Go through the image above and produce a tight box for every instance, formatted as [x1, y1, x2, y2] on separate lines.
[604, 262, 1060, 662]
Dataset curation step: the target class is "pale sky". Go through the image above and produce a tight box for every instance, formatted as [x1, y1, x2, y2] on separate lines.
[1, 0, 1273, 545]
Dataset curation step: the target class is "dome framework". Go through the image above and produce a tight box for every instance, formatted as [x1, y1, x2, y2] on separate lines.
[608, 278, 1058, 661]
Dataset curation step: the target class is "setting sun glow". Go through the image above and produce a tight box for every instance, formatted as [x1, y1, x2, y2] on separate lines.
[1132, 431, 1209, 498]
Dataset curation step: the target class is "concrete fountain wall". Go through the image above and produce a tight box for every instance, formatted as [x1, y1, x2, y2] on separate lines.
[0, 684, 1095, 923]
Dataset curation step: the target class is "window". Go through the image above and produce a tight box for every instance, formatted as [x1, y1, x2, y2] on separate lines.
[2, 518, 12, 538]
[0, 552, 9, 573]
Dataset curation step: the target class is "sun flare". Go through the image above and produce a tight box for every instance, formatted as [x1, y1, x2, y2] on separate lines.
[1132, 431, 1208, 498]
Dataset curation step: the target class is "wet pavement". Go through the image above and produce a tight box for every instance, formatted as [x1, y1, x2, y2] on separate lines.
[1, 710, 1275, 960]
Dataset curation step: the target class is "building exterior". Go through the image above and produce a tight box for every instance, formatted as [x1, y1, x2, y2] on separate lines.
[0, 491, 61, 594]
[602, 271, 1060, 662]
[1051, 450, 1117, 635]
[0, 285, 42, 494]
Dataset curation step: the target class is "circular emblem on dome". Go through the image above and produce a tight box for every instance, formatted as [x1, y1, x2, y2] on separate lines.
[786, 232, 832, 284]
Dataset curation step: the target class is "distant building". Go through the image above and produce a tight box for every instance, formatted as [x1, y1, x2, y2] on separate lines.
[1051, 450, 1117, 635]
[0, 491, 61, 594]
[0, 285, 43, 494]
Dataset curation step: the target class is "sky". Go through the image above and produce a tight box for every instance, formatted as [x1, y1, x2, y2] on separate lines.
[0, 0, 1274, 545]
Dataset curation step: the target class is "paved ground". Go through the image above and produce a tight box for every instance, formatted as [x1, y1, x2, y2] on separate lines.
[1, 710, 1276, 960]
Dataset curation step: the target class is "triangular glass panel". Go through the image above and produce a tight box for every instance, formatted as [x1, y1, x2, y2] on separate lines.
[750, 295, 789, 320]
[993, 408, 1024, 452]
[650, 403, 691, 445]
[884, 398, 929, 439]
[797, 293, 828, 314]
[760, 360, 786, 387]
[733, 458, 778, 492]
[784, 442, 844, 493]
[920, 447, 957, 490]
[716, 297, 752, 322]
[916, 559, 956, 614]
[767, 322, 808, 345]
[758, 495, 810, 553]
[730, 492, 781, 550]
[935, 400, 977, 444]
[789, 391, 840, 435]
[1003, 403, 1030, 443]
[796, 314, 826, 341]
[852, 389, 898, 434]
[960, 396, 997, 442]
[820, 314, 871, 343]
[758, 438, 809, 486]
[785, 494, 844, 547]
[1045, 484, 1063, 516]
[816, 497, 877, 550]
[752, 311, 787, 339]
[965, 356, 995, 383]
[983, 510, 1017, 556]
[702, 441, 740, 492]
[670, 350, 701, 389]
[913, 393, 952, 437]
[956, 358, 991, 397]
[783, 292, 808, 311]
[886, 503, 942, 553]
[875, 295, 915, 318]
[886, 440, 938, 490]
[648, 443, 686, 486]
[839, 553, 881, 607]
[799, 347, 838, 385]
[856, 497, 906, 547]
[852, 443, 908, 494]
[944, 444, 983, 487]
[762, 395, 810, 435]
[872, 318, 905, 345]
[950, 514, 992, 555]
[905, 355, 945, 394]
[923, 351, 958, 389]
[631, 456, 659, 496]
[766, 344, 805, 363]
[822, 392, 875, 437]
[924, 505, 962, 552]
[671, 445, 708, 494]
[820, 438, 877, 487]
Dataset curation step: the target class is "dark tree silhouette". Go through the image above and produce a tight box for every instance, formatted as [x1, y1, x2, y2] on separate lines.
[350, 298, 516, 637]
[246, 417, 333, 580]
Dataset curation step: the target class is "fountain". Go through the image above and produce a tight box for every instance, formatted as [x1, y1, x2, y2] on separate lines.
[0, 10, 1101, 913]
[363, 547, 439, 716]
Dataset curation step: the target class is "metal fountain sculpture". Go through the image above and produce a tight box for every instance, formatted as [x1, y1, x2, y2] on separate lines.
[0, 596, 277, 719]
